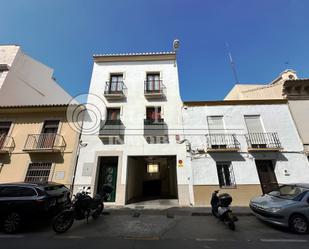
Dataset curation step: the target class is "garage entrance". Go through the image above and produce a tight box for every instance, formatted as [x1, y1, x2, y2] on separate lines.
[126, 156, 178, 204]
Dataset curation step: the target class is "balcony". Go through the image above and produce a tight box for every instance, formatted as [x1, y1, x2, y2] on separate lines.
[144, 80, 166, 99]
[23, 134, 66, 153]
[144, 118, 167, 137]
[245, 132, 282, 152]
[104, 81, 127, 100]
[0, 135, 15, 153]
[206, 134, 240, 152]
[99, 119, 125, 138]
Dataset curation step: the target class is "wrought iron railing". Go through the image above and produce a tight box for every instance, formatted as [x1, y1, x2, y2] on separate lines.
[144, 118, 165, 125]
[104, 81, 127, 96]
[0, 135, 15, 152]
[24, 133, 66, 152]
[245, 132, 282, 150]
[99, 119, 124, 137]
[206, 134, 240, 150]
[144, 80, 166, 96]
[144, 118, 167, 137]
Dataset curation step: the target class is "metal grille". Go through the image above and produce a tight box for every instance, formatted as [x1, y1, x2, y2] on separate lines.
[216, 162, 236, 188]
[25, 162, 52, 183]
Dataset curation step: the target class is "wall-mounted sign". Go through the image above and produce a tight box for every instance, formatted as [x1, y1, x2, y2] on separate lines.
[178, 159, 184, 167]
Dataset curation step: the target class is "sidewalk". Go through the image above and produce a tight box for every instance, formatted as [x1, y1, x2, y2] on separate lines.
[104, 206, 253, 216]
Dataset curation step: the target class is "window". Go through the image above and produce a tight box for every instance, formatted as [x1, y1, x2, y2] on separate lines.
[109, 74, 123, 92]
[244, 115, 264, 133]
[25, 162, 52, 183]
[146, 73, 160, 92]
[207, 116, 224, 134]
[216, 162, 236, 188]
[42, 120, 59, 134]
[0, 186, 36, 197]
[146, 107, 161, 121]
[106, 108, 120, 121]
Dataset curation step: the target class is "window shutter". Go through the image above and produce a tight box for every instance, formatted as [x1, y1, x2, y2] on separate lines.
[244, 115, 264, 133]
[207, 116, 224, 134]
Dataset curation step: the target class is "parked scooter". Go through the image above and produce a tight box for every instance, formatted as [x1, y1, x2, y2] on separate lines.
[52, 184, 113, 233]
[210, 190, 238, 230]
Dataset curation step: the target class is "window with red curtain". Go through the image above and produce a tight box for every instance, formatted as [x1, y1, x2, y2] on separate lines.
[107, 108, 120, 120]
[146, 107, 161, 120]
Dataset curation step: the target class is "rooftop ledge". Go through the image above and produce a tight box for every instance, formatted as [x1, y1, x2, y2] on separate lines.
[93, 51, 176, 62]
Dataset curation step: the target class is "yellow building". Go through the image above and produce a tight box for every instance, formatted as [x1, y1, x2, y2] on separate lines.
[0, 104, 81, 189]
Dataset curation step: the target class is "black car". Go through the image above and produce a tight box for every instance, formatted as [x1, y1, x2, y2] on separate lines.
[0, 182, 71, 233]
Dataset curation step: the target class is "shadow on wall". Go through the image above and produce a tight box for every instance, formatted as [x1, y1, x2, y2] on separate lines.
[0, 154, 11, 165]
[29, 153, 64, 164]
[208, 152, 246, 162]
[250, 152, 288, 162]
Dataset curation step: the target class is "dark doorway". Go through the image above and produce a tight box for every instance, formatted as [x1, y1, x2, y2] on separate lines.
[96, 157, 118, 202]
[126, 156, 178, 204]
[255, 160, 279, 194]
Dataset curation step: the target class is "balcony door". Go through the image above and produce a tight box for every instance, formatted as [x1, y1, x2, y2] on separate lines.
[207, 116, 226, 148]
[255, 160, 279, 194]
[38, 120, 59, 149]
[110, 74, 123, 93]
[0, 122, 11, 149]
[244, 115, 266, 148]
[146, 73, 160, 92]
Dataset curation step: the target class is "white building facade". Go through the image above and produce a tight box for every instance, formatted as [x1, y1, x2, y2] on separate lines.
[182, 100, 309, 206]
[74, 52, 191, 206]
[0, 45, 72, 106]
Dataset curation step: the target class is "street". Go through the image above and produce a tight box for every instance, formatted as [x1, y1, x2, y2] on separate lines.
[1, 211, 309, 249]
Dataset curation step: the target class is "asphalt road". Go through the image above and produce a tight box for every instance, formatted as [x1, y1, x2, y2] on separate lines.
[1, 214, 309, 249]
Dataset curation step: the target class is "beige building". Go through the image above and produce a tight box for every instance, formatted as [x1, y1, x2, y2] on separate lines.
[0, 104, 80, 188]
[225, 69, 309, 156]
[0, 45, 81, 188]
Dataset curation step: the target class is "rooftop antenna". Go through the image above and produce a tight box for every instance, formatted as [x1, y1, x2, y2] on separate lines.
[173, 39, 180, 66]
[173, 39, 180, 51]
[226, 42, 239, 84]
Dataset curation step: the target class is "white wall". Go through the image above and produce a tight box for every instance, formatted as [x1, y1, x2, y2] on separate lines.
[182, 103, 309, 186]
[0, 45, 73, 106]
[74, 58, 190, 205]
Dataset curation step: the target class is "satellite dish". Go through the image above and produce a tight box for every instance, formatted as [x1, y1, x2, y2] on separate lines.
[173, 39, 180, 51]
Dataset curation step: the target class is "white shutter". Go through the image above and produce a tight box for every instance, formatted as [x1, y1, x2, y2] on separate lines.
[207, 116, 224, 134]
[244, 115, 264, 133]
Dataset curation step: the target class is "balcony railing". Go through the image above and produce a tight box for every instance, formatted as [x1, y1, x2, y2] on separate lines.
[104, 81, 127, 99]
[99, 119, 125, 137]
[245, 132, 282, 151]
[144, 80, 166, 98]
[0, 135, 15, 153]
[144, 118, 167, 137]
[24, 133, 66, 152]
[206, 134, 240, 152]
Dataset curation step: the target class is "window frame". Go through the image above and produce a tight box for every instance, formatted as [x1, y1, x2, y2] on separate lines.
[25, 162, 53, 184]
[216, 161, 236, 188]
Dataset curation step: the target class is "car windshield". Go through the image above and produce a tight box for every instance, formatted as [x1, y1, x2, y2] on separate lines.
[269, 185, 309, 200]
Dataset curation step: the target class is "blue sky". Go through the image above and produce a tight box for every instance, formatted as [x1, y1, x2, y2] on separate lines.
[1, 0, 309, 101]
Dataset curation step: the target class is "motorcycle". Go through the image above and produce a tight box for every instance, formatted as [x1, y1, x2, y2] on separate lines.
[210, 190, 238, 230]
[52, 184, 113, 233]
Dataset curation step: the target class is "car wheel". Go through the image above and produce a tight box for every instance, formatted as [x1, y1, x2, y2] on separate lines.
[289, 214, 308, 234]
[3, 212, 22, 233]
